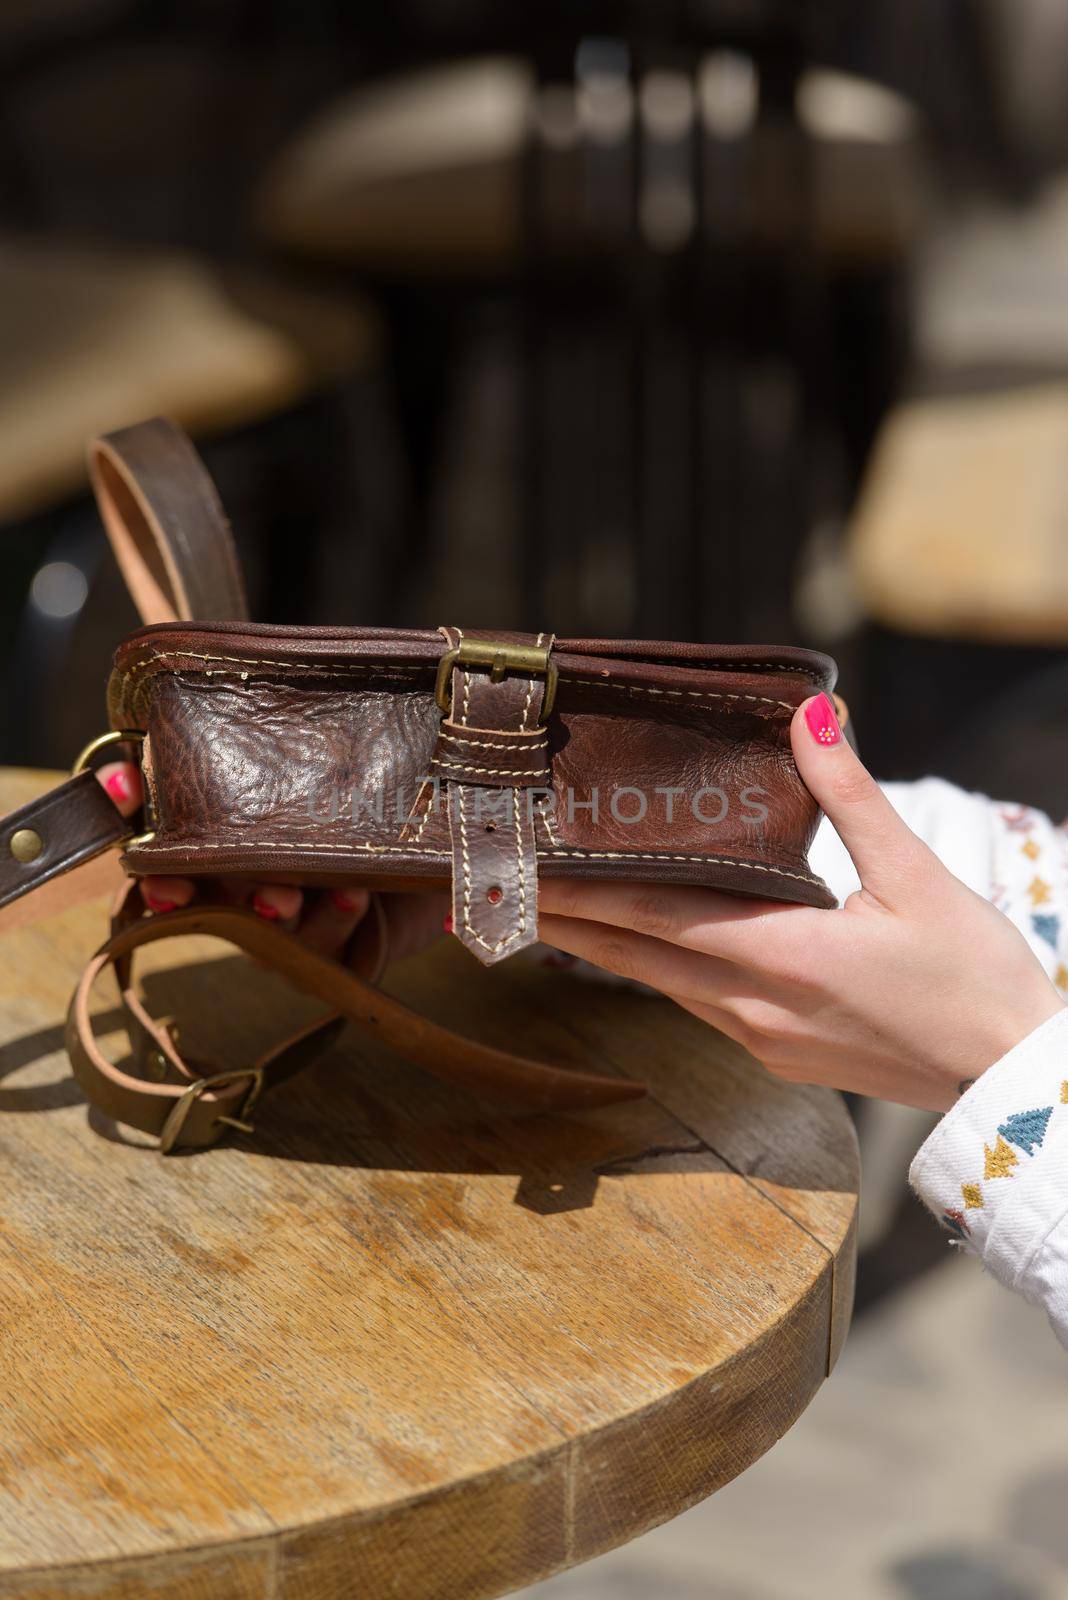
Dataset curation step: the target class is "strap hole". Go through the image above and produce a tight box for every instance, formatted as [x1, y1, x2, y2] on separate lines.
[484, 821, 496, 833]
[486, 885, 503, 905]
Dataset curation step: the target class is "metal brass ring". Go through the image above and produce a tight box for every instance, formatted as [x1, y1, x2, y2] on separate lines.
[71, 728, 156, 847]
[71, 728, 146, 776]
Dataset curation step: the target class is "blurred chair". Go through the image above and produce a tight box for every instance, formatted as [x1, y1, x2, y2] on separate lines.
[851, 384, 1068, 645]
[0, 235, 392, 769]
[0, 235, 377, 527]
[255, 57, 922, 275]
[255, 49, 924, 640]
[847, 178, 1068, 811]
[851, 175, 1068, 646]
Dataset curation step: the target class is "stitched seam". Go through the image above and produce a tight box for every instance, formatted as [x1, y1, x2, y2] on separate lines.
[400, 781, 435, 845]
[542, 849, 820, 884]
[435, 760, 548, 778]
[520, 632, 545, 730]
[128, 839, 821, 886]
[455, 627, 471, 727]
[455, 785, 528, 954]
[132, 838, 450, 857]
[458, 788, 510, 954]
[539, 798, 562, 849]
[557, 677, 793, 712]
[122, 649, 805, 687]
[118, 656, 795, 714]
[409, 787, 434, 845]
[615, 654, 815, 676]
[515, 787, 527, 936]
[439, 732, 547, 751]
[120, 649, 427, 682]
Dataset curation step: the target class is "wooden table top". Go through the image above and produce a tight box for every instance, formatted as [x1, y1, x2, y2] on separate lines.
[0, 769, 858, 1600]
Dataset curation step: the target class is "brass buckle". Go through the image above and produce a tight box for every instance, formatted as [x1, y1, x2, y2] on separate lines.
[435, 638, 558, 717]
[71, 728, 157, 848]
[158, 1067, 264, 1155]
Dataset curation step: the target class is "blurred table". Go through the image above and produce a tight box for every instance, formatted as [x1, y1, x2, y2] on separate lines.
[0, 767, 857, 1600]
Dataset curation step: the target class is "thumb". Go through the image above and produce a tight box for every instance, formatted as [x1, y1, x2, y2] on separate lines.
[791, 694, 930, 904]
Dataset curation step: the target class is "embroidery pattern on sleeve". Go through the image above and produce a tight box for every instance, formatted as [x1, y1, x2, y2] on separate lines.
[943, 1080, 1068, 1226]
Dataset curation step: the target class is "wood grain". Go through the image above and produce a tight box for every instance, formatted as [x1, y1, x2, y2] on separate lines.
[0, 770, 857, 1599]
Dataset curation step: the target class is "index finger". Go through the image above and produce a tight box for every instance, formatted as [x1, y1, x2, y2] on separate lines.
[538, 877, 818, 962]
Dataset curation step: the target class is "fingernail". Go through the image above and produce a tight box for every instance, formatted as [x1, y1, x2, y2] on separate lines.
[104, 771, 131, 803]
[144, 893, 177, 913]
[804, 693, 841, 747]
[443, 913, 453, 933]
[252, 894, 280, 921]
[331, 889, 366, 914]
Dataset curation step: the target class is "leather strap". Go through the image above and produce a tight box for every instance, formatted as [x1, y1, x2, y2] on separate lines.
[67, 891, 644, 1150]
[0, 417, 247, 918]
[432, 627, 555, 966]
[0, 771, 132, 913]
[88, 417, 250, 624]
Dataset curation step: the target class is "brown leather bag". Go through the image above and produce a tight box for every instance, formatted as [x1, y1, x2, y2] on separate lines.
[0, 418, 840, 1152]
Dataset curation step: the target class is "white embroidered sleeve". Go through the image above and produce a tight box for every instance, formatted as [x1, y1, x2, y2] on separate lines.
[812, 776, 1068, 1347]
[909, 1009, 1068, 1349]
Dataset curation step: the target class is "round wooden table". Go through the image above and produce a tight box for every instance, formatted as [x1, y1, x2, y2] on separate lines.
[0, 769, 858, 1600]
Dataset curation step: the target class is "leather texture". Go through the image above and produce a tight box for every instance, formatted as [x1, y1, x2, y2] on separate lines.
[108, 623, 836, 921]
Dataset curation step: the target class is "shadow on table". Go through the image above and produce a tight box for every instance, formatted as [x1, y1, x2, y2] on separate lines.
[5, 948, 857, 1224]
[0, 1007, 124, 1115]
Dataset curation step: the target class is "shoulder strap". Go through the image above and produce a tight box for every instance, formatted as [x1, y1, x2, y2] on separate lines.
[66, 890, 644, 1151]
[0, 420, 251, 916]
[88, 416, 250, 624]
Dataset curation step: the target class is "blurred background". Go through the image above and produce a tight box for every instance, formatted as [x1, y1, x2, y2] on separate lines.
[3, 2, 1068, 1594]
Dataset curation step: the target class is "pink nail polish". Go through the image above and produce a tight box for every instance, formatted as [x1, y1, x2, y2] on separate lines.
[443, 913, 453, 934]
[104, 771, 130, 803]
[252, 895, 280, 921]
[804, 693, 841, 747]
[331, 889, 364, 914]
[144, 894, 177, 914]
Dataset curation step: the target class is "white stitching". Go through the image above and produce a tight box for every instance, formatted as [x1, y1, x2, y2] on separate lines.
[457, 788, 509, 955]
[118, 653, 797, 714]
[132, 838, 448, 857]
[439, 732, 547, 751]
[122, 647, 808, 689]
[434, 760, 548, 778]
[128, 838, 821, 887]
[618, 654, 815, 676]
[401, 782, 435, 845]
[514, 786, 527, 935]
[538, 798, 562, 849]
[121, 649, 425, 682]
[455, 627, 471, 727]
[454, 787, 528, 955]
[557, 677, 793, 712]
[542, 848, 821, 885]
[519, 632, 545, 731]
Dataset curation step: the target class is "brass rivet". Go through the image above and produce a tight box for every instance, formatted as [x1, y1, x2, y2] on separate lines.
[145, 1049, 169, 1082]
[10, 829, 43, 864]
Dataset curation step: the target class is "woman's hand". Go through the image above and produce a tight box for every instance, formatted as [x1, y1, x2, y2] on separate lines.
[538, 694, 1066, 1111]
[94, 761, 446, 965]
